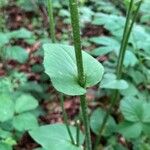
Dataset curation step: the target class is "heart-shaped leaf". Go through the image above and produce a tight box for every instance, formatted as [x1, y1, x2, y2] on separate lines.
[119, 97, 150, 138]
[13, 113, 38, 132]
[29, 123, 84, 150]
[120, 97, 144, 122]
[43, 44, 104, 95]
[15, 94, 38, 113]
[90, 108, 116, 136]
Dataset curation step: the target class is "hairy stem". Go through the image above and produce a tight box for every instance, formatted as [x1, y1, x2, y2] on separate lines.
[60, 94, 75, 145]
[69, 0, 85, 87]
[69, 0, 92, 150]
[47, 0, 56, 43]
[94, 1, 142, 149]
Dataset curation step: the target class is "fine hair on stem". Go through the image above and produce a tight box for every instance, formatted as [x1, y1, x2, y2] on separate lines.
[69, 0, 92, 150]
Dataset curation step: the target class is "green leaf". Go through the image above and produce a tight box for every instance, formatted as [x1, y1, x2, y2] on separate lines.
[0, 129, 11, 139]
[120, 83, 138, 96]
[90, 36, 119, 46]
[143, 123, 150, 135]
[0, 94, 14, 122]
[90, 36, 120, 55]
[0, 143, 12, 150]
[90, 108, 116, 136]
[120, 97, 150, 123]
[43, 44, 104, 95]
[90, 47, 113, 56]
[92, 13, 125, 37]
[0, 33, 9, 47]
[34, 148, 46, 150]
[20, 82, 44, 93]
[31, 64, 44, 73]
[3, 46, 28, 63]
[118, 121, 142, 139]
[15, 94, 38, 113]
[142, 103, 150, 123]
[8, 28, 32, 39]
[127, 69, 145, 85]
[3, 137, 16, 146]
[13, 113, 38, 132]
[29, 123, 85, 150]
[120, 97, 144, 122]
[100, 73, 128, 90]
[124, 50, 138, 67]
[17, 0, 38, 12]
[0, 0, 8, 8]
[0, 78, 13, 93]
[131, 25, 150, 55]
[119, 97, 150, 138]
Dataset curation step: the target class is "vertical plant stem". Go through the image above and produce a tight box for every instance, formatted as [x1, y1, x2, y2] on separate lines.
[94, 1, 142, 149]
[94, 91, 119, 150]
[69, 0, 92, 150]
[60, 94, 75, 145]
[47, 1, 75, 143]
[69, 0, 85, 87]
[80, 95, 92, 150]
[116, 0, 134, 79]
[121, 0, 142, 66]
[75, 119, 80, 147]
[47, 0, 56, 43]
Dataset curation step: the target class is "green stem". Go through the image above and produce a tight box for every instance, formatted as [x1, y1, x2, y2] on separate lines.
[60, 94, 75, 145]
[69, 0, 92, 150]
[47, 0, 56, 43]
[75, 119, 80, 147]
[121, 0, 142, 66]
[47, 0, 76, 146]
[94, 1, 142, 149]
[94, 91, 119, 150]
[116, 0, 134, 79]
[80, 95, 92, 150]
[69, 0, 85, 87]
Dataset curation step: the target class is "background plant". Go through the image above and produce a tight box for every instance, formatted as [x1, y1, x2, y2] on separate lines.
[0, 0, 150, 149]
